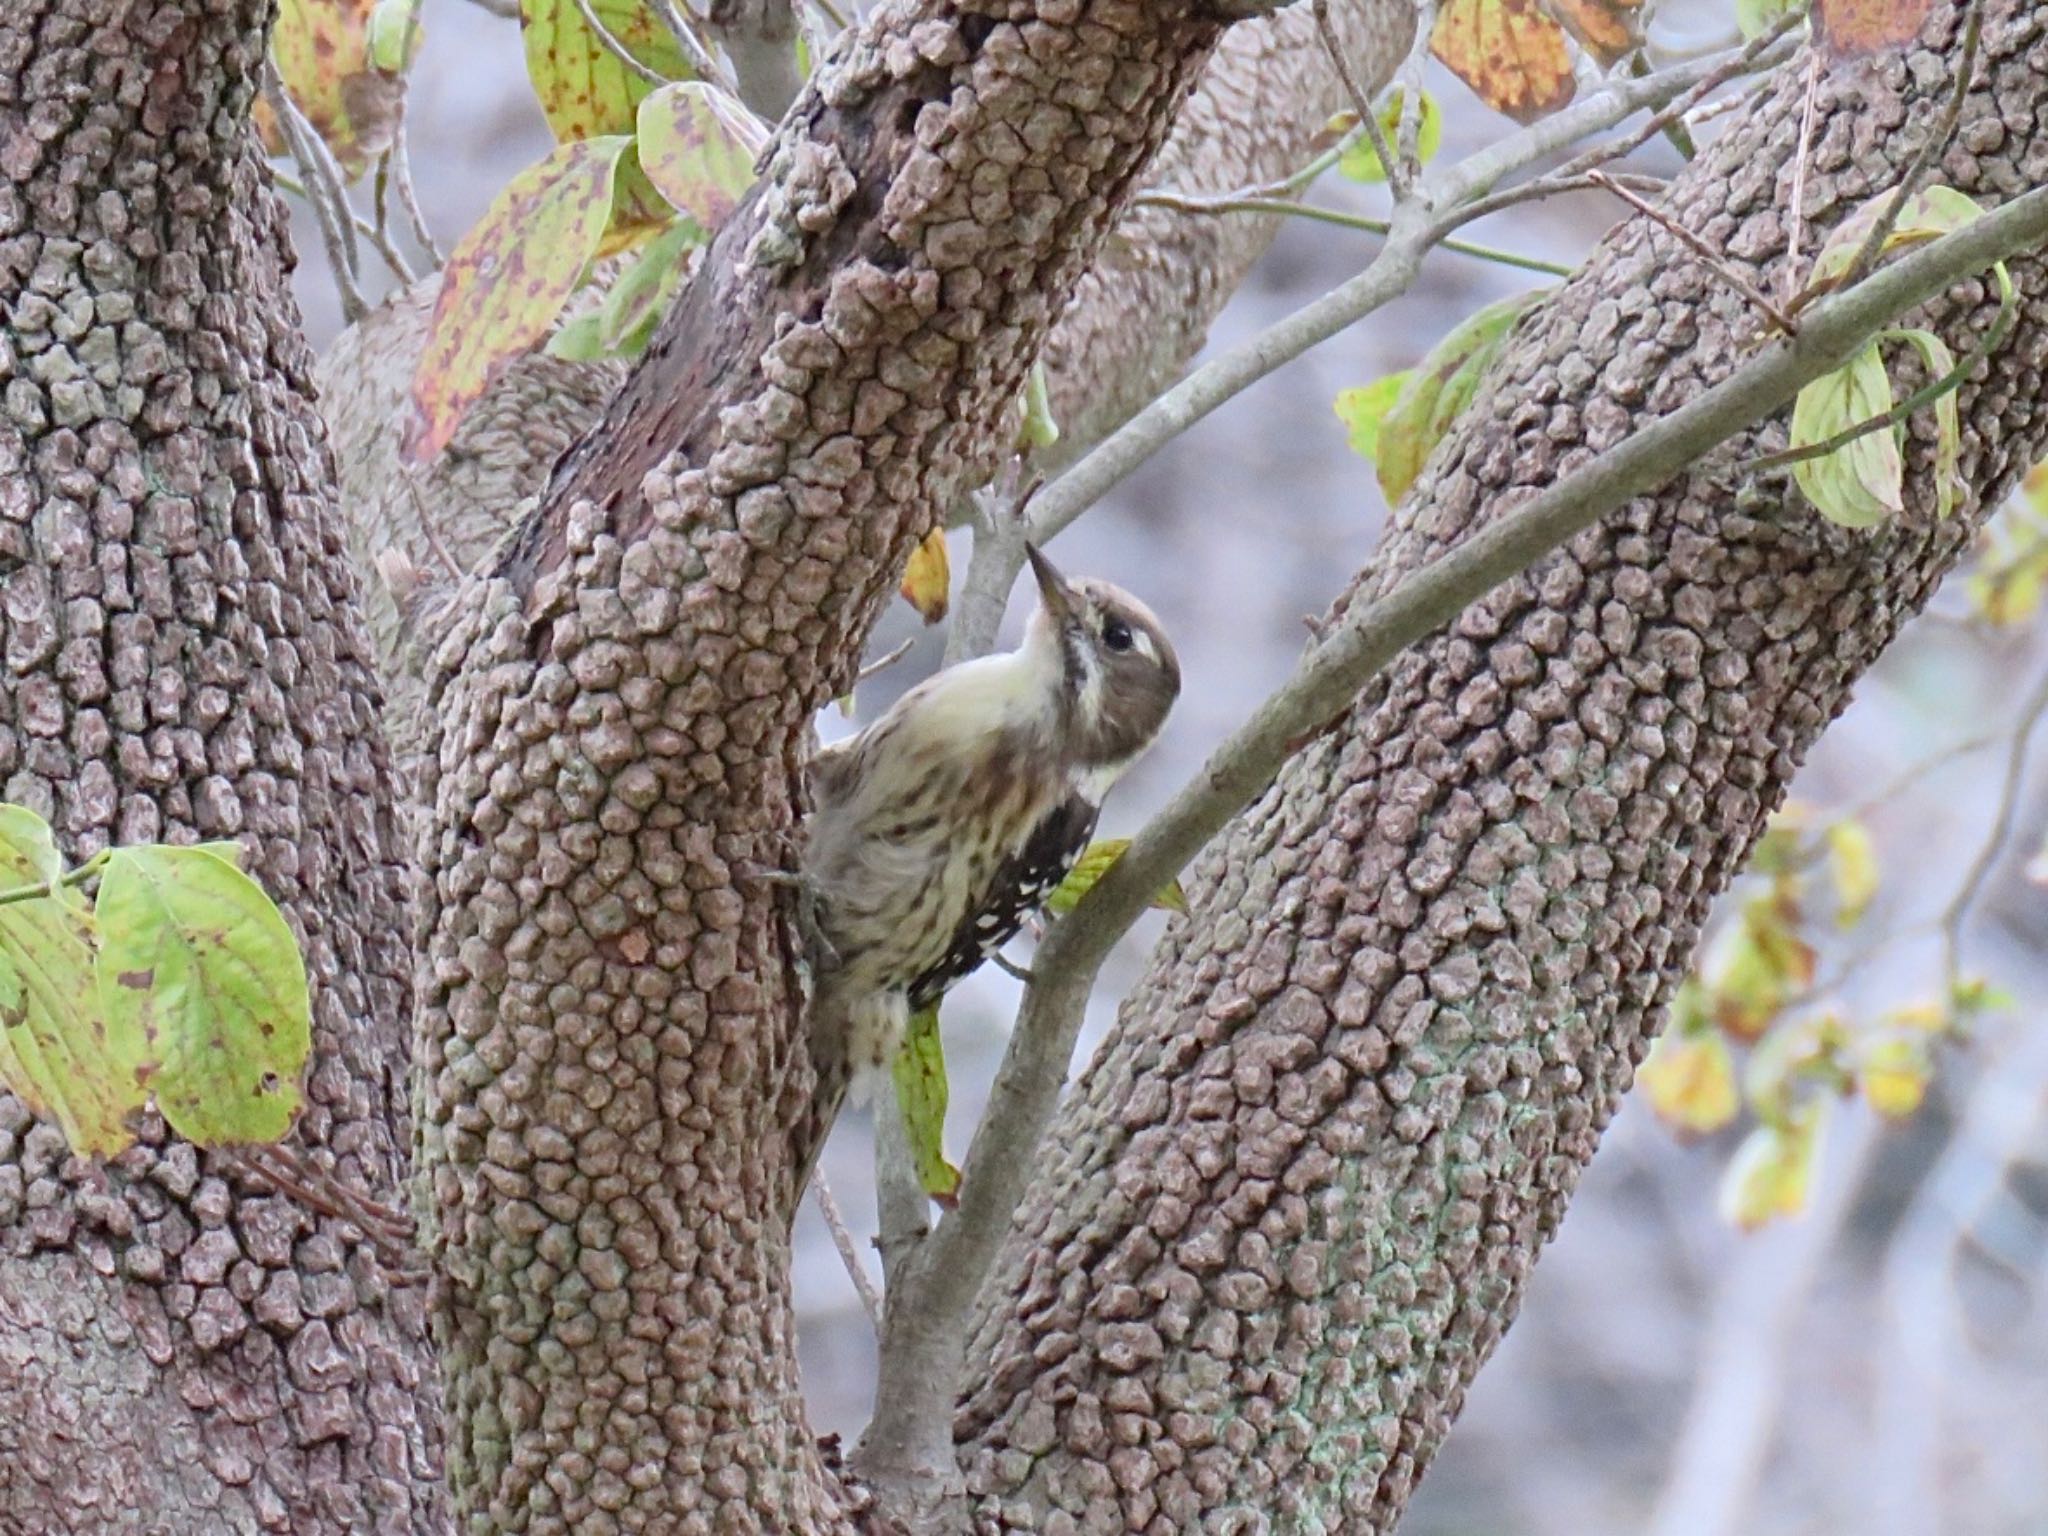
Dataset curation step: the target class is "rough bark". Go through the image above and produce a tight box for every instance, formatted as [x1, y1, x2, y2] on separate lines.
[954, 4, 2048, 1529]
[406, 0, 1319, 1526]
[0, 1, 441, 1531]
[313, 0, 1410, 722]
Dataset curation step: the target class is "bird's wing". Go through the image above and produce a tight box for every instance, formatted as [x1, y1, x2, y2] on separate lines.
[907, 792, 1098, 1009]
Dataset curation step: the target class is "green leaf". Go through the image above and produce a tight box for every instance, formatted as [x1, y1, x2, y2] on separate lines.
[1021, 361, 1060, 450]
[635, 81, 766, 229]
[891, 1006, 959, 1204]
[405, 135, 634, 463]
[1824, 818, 1878, 928]
[1333, 372, 1411, 464]
[365, 0, 425, 73]
[546, 312, 609, 362]
[1788, 341, 1903, 528]
[1377, 289, 1547, 503]
[1336, 88, 1443, 183]
[1808, 186, 1985, 298]
[1717, 1098, 1827, 1229]
[94, 847, 311, 1147]
[601, 217, 705, 353]
[1883, 326, 1964, 519]
[1044, 839, 1188, 918]
[0, 812, 135, 1155]
[521, 0, 694, 143]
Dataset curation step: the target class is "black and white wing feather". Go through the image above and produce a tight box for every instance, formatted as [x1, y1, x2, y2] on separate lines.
[907, 793, 1097, 1009]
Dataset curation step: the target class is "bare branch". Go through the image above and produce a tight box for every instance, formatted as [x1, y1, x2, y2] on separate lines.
[812, 1175, 884, 1329]
[263, 71, 368, 321]
[1939, 660, 2048, 986]
[1588, 169, 1801, 334]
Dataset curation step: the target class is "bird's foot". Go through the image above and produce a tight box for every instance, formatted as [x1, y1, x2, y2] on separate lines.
[738, 861, 840, 971]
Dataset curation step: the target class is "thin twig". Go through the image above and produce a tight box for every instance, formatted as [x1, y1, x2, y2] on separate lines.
[1392, 0, 1437, 187]
[456, 0, 521, 15]
[855, 635, 917, 685]
[1842, 731, 2000, 825]
[391, 115, 444, 268]
[1782, 51, 1821, 307]
[573, 0, 669, 84]
[1314, 0, 1404, 201]
[368, 154, 420, 284]
[1589, 170, 1801, 335]
[1136, 191, 1577, 278]
[1833, 0, 1983, 298]
[811, 1176, 883, 1329]
[1939, 660, 2048, 987]
[1451, 13, 1805, 233]
[649, 0, 734, 88]
[864, 184, 2048, 1480]
[263, 73, 369, 321]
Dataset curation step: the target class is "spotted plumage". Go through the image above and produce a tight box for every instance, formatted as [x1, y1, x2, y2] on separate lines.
[790, 545, 1179, 1201]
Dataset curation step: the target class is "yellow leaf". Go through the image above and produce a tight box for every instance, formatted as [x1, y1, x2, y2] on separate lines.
[1044, 839, 1186, 919]
[1376, 290, 1547, 503]
[1335, 88, 1444, 183]
[1639, 1028, 1739, 1135]
[899, 528, 951, 624]
[1333, 372, 1410, 464]
[1825, 819, 1878, 928]
[1431, 0, 1577, 124]
[1717, 1102, 1826, 1230]
[405, 137, 634, 464]
[1857, 1034, 1929, 1119]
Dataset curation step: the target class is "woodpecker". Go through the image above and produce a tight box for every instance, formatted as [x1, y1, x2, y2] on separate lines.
[792, 543, 1180, 1195]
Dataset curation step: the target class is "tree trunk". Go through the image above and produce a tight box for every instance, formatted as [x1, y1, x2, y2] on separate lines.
[0, 2, 440, 1529]
[954, 5, 2048, 1528]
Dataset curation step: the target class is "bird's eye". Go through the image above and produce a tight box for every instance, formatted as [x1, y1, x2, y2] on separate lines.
[1102, 616, 1134, 653]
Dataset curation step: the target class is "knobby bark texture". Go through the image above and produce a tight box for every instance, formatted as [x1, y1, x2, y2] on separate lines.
[313, 0, 1409, 732]
[955, 5, 2048, 1530]
[405, 0, 1324, 1525]
[0, 1, 441, 1532]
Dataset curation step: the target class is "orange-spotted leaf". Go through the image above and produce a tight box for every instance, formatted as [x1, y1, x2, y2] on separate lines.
[522, 0, 695, 143]
[272, 0, 410, 180]
[1639, 1027, 1740, 1135]
[636, 81, 766, 229]
[1432, 0, 1576, 124]
[1542, 0, 1644, 67]
[1813, 0, 1934, 59]
[1718, 1102, 1826, 1229]
[406, 136, 634, 463]
[900, 528, 951, 623]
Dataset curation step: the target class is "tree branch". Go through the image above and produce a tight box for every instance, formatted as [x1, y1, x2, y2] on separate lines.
[895, 176, 2048, 1489]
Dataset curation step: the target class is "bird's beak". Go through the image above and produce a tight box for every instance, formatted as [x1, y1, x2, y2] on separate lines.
[1026, 542, 1078, 625]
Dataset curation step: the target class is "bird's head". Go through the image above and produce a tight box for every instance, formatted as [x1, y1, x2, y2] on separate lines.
[1022, 543, 1181, 777]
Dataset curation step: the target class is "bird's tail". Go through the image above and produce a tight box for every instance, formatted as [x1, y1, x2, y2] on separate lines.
[788, 982, 907, 1222]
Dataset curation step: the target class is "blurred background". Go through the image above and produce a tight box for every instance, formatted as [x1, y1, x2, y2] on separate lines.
[287, 3, 2048, 1531]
